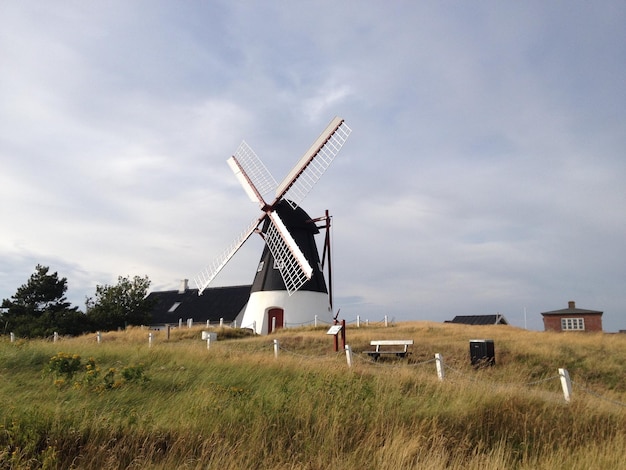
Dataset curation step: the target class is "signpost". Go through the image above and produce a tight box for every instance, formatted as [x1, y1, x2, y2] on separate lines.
[326, 320, 346, 352]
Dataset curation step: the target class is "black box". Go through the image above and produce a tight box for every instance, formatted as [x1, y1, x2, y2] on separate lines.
[469, 339, 495, 367]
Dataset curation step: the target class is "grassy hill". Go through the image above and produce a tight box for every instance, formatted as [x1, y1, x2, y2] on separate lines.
[1, 322, 625, 469]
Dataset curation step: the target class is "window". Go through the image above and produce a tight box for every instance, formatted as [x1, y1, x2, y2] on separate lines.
[561, 318, 585, 331]
[168, 302, 181, 313]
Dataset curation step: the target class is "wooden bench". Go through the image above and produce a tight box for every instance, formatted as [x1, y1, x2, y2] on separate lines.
[364, 340, 413, 360]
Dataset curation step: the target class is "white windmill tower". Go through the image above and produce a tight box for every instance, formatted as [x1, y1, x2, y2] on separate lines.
[194, 117, 351, 334]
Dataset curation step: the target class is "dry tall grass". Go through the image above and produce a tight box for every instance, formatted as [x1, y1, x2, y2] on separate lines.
[1, 323, 625, 469]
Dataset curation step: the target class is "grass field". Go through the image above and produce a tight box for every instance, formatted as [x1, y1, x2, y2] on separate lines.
[1, 322, 625, 469]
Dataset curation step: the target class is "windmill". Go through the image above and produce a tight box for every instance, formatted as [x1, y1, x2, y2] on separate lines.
[194, 117, 351, 334]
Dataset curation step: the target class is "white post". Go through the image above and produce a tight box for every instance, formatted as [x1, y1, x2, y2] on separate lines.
[187, 318, 193, 328]
[366, 319, 369, 326]
[314, 315, 318, 327]
[559, 368, 573, 403]
[384, 315, 388, 327]
[178, 318, 183, 328]
[206, 320, 210, 328]
[10, 332, 15, 343]
[96, 332, 102, 344]
[233, 320, 237, 328]
[148, 333, 153, 348]
[53, 332, 58, 343]
[220, 318, 224, 327]
[435, 353, 445, 381]
[206, 332, 217, 349]
[356, 315, 360, 328]
[273, 339, 280, 359]
[271, 316, 276, 333]
[345, 345, 353, 368]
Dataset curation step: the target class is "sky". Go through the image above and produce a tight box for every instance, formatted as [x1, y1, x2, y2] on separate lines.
[1, 1, 625, 332]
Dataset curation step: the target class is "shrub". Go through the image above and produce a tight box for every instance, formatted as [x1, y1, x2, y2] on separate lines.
[46, 352, 82, 382]
[44, 353, 148, 391]
[121, 364, 149, 385]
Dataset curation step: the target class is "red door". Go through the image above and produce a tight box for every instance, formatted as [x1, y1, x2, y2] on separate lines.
[268, 308, 284, 333]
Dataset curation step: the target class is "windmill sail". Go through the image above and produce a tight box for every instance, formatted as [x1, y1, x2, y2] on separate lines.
[194, 217, 261, 294]
[228, 141, 277, 205]
[264, 211, 313, 295]
[275, 117, 352, 209]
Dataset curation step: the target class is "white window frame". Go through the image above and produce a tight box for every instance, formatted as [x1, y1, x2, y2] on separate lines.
[561, 317, 585, 331]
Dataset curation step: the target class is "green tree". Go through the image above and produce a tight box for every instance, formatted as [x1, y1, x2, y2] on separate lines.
[1, 265, 88, 337]
[86, 275, 153, 331]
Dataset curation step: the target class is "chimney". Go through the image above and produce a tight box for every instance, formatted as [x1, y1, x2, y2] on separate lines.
[179, 279, 189, 294]
[568, 300, 575, 309]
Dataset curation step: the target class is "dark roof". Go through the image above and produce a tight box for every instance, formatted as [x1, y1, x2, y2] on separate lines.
[541, 301, 602, 317]
[147, 285, 251, 325]
[448, 314, 509, 325]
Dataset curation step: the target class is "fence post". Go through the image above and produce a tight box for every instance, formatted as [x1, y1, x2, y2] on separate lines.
[559, 368, 572, 403]
[274, 339, 280, 359]
[165, 325, 170, 340]
[148, 333, 153, 348]
[384, 315, 388, 327]
[220, 318, 224, 327]
[206, 320, 210, 328]
[314, 315, 318, 327]
[53, 332, 58, 343]
[345, 345, 353, 368]
[10, 332, 15, 343]
[356, 315, 360, 328]
[179, 318, 183, 328]
[96, 331, 102, 344]
[435, 353, 445, 381]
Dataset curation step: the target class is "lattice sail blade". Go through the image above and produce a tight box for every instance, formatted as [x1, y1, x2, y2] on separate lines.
[194, 217, 261, 295]
[274, 117, 351, 208]
[265, 211, 313, 295]
[228, 141, 277, 205]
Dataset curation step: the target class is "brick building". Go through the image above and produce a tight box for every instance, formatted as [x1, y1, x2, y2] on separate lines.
[541, 301, 603, 332]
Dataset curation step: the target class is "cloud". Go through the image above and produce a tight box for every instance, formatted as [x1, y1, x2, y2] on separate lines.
[1, 1, 625, 333]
